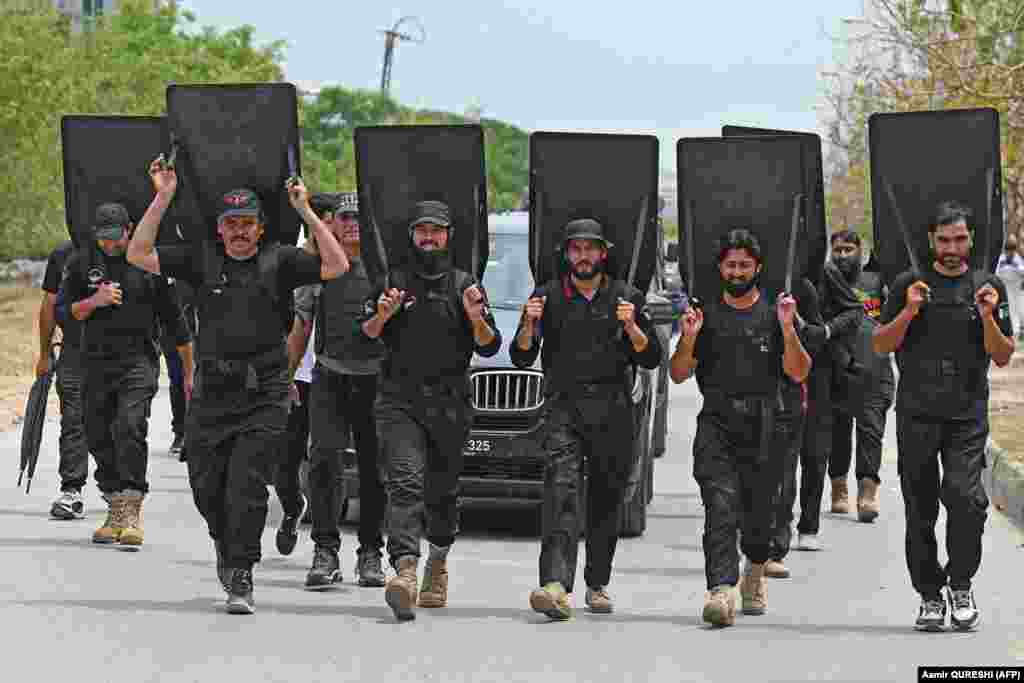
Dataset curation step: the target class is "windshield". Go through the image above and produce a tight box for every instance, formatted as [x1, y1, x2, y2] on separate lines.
[484, 233, 535, 309]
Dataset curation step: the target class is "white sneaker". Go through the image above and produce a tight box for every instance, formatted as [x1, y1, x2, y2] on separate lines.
[796, 534, 822, 551]
[50, 490, 84, 520]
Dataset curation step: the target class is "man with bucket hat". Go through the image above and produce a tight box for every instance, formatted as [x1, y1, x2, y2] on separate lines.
[512, 217, 662, 620]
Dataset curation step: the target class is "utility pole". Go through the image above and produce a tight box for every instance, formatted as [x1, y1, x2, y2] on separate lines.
[379, 16, 425, 96]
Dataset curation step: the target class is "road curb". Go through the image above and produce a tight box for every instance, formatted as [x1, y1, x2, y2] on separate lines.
[983, 438, 1024, 531]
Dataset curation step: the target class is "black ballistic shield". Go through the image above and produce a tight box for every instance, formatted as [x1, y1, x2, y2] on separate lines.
[677, 137, 807, 303]
[353, 125, 489, 285]
[18, 346, 57, 492]
[868, 108, 1003, 286]
[528, 132, 659, 294]
[61, 116, 180, 247]
[722, 125, 827, 285]
[166, 83, 302, 246]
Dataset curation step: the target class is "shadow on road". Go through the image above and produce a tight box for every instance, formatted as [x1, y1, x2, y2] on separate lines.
[0, 536, 97, 549]
[614, 565, 706, 578]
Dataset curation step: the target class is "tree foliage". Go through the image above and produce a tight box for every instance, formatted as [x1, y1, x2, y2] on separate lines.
[822, 0, 1024, 244]
[299, 87, 528, 213]
[0, 0, 530, 260]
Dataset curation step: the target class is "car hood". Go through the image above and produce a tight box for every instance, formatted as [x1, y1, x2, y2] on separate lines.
[472, 306, 538, 370]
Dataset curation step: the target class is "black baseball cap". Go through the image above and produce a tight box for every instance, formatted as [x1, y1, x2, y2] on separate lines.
[218, 188, 262, 222]
[93, 203, 130, 240]
[309, 192, 341, 218]
[408, 200, 451, 231]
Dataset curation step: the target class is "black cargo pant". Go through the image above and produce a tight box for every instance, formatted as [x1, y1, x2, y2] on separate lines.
[84, 353, 159, 495]
[831, 372, 894, 484]
[896, 413, 988, 598]
[538, 389, 635, 593]
[55, 343, 89, 492]
[160, 335, 187, 438]
[376, 381, 470, 568]
[273, 379, 310, 517]
[695, 401, 795, 590]
[771, 394, 829, 558]
[187, 360, 289, 568]
[309, 367, 384, 555]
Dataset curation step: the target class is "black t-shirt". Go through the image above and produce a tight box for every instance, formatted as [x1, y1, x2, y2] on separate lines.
[881, 268, 1012, 419]
[43, 240, 82, 346]
[58, 250, 186, 362]
[158, 242, 323, 359]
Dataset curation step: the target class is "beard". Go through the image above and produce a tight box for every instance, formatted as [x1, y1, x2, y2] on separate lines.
[412, 243, 451, 278]
[570, 258, 605, 281]
[722, 273, 758, 297]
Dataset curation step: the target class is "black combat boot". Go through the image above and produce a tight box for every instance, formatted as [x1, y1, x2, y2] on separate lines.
[305, 546, 342, 590]
[225, 567, 255, 615]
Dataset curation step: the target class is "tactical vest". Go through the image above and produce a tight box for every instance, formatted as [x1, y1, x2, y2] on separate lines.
[194, 241, 294, 360]
[539, 277, 635, 394]
[75, 246, 160, 358]
[314, 260, 385, 363]
[380, 268, 476, 387]
[895, 270, 991, 418]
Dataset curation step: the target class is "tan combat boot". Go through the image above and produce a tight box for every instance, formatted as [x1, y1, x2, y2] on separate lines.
[92, 493, 126, 544]
[763, 559, 790, 579]
[385, 556, 419, 621]
[740, 563, 768, 615]
[418, 544, 449, 608]
[529, 581, 573, 621]
[857, 478, 880, 523]
[830, 477, 850, 514]
[702, 585, 737, 627]
[118, 491, 145, 549]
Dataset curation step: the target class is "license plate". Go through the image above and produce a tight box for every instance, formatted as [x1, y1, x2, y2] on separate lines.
[464, 439, 493, 454]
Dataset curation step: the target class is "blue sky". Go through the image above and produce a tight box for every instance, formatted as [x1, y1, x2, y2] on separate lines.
[181, 0, 865, 170]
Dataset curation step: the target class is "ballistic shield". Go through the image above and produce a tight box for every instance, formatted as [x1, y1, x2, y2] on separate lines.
[166, 83, 302, 246]
[528, 132, 659, 294]
[61, 116, 181, 247]
[676, 136, 807, 303]
[868, 108, 1003, 286]
[722, 125, 827, 285]
[353, 125, 489, 285]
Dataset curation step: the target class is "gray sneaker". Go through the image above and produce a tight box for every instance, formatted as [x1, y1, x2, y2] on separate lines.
[225, 568, 255, 615]
[915, 594, 947, 632]
[50, 489, 84, 520]
[949, 589, 980, 631]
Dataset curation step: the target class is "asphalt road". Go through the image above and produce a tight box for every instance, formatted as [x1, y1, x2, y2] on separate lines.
[1, 377, 1022, 683]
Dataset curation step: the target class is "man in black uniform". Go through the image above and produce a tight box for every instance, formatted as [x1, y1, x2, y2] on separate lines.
[291, 191, 389, 590]
[512, 218, 662, 620]
[360, 199, 500, 621]
[829, 229, 894, 522]
[39, 239, 89, 519]
[127, 160, 348, 614]
[874, 201, 1013, 632]
[670, 229, 811, 628]
[58, 203, 193, 549]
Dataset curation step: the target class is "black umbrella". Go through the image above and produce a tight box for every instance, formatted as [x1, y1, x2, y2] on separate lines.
[18, 344, 59, 493]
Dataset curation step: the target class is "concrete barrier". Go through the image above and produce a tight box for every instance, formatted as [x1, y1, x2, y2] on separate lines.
[983, 438, 1024, 531]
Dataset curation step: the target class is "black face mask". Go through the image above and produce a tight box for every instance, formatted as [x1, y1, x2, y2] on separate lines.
[410, 241, 451, 279]
[722, 272, 759, 298]
[833, 255, 861, 282]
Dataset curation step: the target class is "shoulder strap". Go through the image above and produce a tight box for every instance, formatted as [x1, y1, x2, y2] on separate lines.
[200, 240, 224, 291]
[258, 243, 294, 335]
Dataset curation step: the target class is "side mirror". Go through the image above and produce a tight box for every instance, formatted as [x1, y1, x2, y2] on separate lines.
[665, 242, 679, 263]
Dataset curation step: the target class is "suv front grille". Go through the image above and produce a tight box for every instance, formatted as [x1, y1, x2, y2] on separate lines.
[461, 455, 544, 481]
[471, 370, 545, 411]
